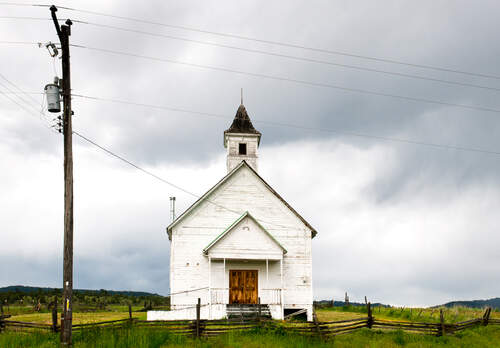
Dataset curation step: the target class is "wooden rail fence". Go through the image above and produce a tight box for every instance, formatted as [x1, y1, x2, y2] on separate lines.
[0, 301, 498, 339]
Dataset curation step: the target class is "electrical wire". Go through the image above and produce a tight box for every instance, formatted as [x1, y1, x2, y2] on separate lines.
[1, 16, 500, 92]
[0, 78, 295, 230]
[72, 93, 500, 156]
[0, 73, 53, 127]
[70, 44, 500, 114]
[0, 86, 52, 130]
[72, 131, 299, 230]
[49, 4, 500, 81]
[1, 3, 499, 80]
[0, 40, 42, 45]
[9, 36, 496, 115]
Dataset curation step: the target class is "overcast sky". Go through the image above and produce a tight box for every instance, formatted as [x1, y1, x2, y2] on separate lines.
[1, 0, 500, 307]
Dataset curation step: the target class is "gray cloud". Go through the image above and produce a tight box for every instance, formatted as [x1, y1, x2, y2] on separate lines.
[1, 0, 500, 306]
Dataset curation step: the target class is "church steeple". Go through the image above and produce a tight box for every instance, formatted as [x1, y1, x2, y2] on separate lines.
[224, 101, 261, 173]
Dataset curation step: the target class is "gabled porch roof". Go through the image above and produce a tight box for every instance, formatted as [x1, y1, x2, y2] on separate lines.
[203, 211, 287, 260]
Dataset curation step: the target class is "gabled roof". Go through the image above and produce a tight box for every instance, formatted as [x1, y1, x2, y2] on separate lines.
[202, 211, 287, 255]
[166, 161, 318, 239]
[224, 104, 261, 136]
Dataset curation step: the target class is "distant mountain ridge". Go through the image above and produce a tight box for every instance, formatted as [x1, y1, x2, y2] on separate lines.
[0, 285, 161, 297]
[440, 298, 500, 309]
[314, 300, 390, 307]
[315, 298, 500, 310]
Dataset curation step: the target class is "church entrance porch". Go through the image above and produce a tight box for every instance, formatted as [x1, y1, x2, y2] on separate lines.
[208, 258, 283, 320]
[202, 211, 288, 319]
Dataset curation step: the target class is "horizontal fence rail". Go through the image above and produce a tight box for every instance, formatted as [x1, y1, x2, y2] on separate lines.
[0, 301, 498, 339]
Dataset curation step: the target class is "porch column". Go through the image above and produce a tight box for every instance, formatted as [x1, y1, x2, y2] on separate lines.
[266, 259, 269, 287]
[223, 258, 226, 304]
[208, 256, 211, 319]
[280, 257, 284, 319]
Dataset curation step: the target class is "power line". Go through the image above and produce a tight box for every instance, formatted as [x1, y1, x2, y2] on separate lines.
[70, 44, 500, 114]
[1, 3, 499, 80]
[72, 131, 201, 197]
[72, 130, 296, 230]
[0, 70, 289, 228]
[0, 73, 52, 126]
[2, 16, 500, 93]
[72, 93, 500, 157]
[47, 4, 500, 81]
[0, 77, 294, 230]
[0, 90, 43, 94]
[2, 64, 499, 157]
[0, 40, 42, 45]
[0, 84, 52, 130]
[0, 74, 291, 230]
[3, 73, 498, 158]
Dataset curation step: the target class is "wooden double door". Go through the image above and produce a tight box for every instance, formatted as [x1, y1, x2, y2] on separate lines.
[229, 270, 258, 304]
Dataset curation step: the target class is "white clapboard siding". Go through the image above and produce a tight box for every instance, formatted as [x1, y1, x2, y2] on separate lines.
[169, 163, 314, 320]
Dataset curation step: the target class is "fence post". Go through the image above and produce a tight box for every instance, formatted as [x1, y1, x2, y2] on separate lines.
[196, 298, 201, 339]
[128, 304, 132, 321]
[0, 304, 4, 333]
[438, 309, 445, 336]
[482, 307, 491, 326]
[367, 302, 373, 329]
[52, 301, 58, 333]
[258, 297, 261, 322]
[313, 311, 321, 337]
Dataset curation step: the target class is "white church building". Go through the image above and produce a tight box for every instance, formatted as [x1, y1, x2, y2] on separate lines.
[148, 102, 317, 321]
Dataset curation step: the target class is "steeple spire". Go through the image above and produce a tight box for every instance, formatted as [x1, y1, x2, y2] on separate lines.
[224, 99, 261, 173]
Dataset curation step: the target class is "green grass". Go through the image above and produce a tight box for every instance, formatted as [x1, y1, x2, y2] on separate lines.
[0, 325, 500, 347]
[5, 305, 146, 324]
[316, 305, 500, 324]
[2, 306, 499, 347]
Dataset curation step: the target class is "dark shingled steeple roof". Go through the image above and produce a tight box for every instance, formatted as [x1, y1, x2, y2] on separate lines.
[224, 104, 261, 136]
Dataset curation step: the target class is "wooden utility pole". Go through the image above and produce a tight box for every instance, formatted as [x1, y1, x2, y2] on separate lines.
[50, 5, 74, 345]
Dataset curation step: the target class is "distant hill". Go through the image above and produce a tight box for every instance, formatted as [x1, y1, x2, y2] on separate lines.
[0, 285, 162, 298]
[314, 300, 390, 308]
[440, 298, 500, 310]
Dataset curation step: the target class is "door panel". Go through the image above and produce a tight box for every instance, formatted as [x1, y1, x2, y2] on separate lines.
[229, 270, 258, 304]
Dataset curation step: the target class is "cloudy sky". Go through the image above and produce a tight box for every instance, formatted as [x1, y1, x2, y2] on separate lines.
[1, 0, 500, 307]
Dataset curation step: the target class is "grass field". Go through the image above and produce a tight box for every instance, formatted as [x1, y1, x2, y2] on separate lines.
[2, 305, 500, 347]
[3, 305, 146, 324]
[0, 325, 500, 347]
[316, 305, 500, 323]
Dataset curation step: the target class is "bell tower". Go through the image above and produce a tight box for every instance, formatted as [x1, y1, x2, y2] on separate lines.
[224, 100, 261, 173]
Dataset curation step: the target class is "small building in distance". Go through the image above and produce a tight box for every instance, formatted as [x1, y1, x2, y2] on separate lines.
[148, 101, 317, 321]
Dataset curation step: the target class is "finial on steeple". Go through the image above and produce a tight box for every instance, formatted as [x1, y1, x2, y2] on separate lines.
[241, 88, 243, 105]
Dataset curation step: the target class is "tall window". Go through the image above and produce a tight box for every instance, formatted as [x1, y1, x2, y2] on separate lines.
[239, 143, 247, 155]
